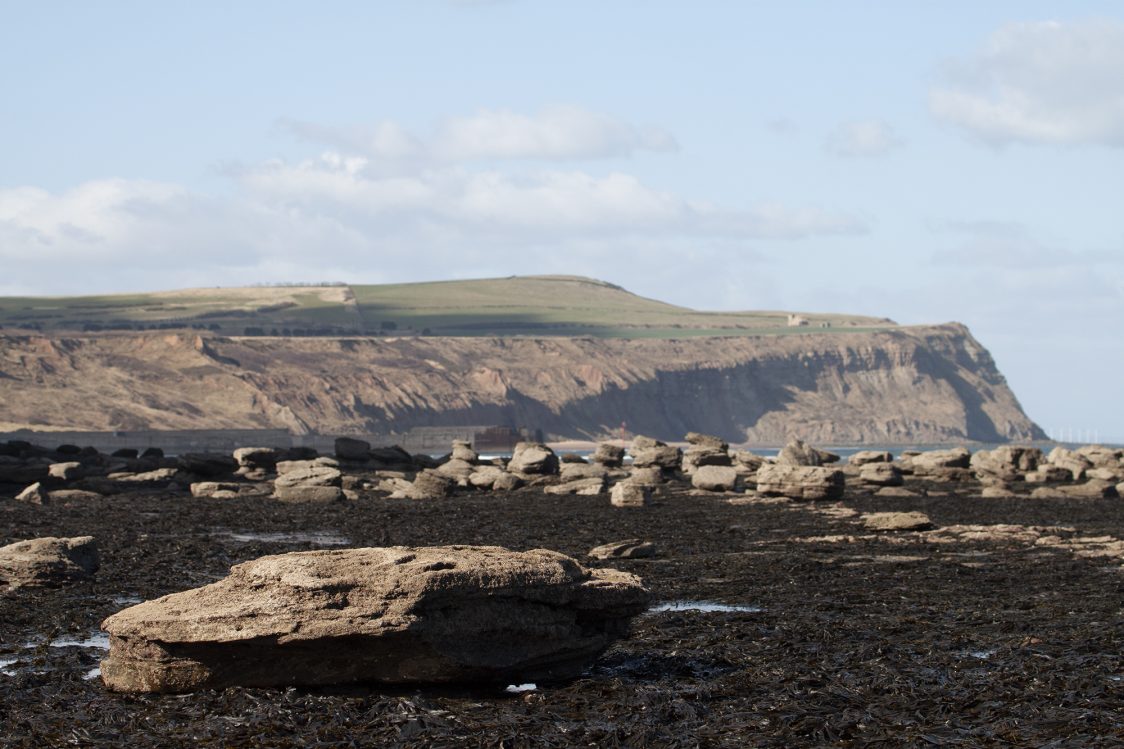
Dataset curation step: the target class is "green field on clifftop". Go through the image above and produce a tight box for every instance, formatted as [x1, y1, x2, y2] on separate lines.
[0, 275, 895, 338]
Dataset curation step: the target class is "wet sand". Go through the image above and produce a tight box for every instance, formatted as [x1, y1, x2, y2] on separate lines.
[1, 483, 1122, 747]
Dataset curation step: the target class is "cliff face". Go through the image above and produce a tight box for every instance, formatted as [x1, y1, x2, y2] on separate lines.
[0, 325, 1044, 444]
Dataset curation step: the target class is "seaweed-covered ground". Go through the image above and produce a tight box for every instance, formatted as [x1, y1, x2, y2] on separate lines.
[1, 484, 1122, 747]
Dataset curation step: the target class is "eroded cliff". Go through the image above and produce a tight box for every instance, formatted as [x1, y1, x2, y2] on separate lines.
[0, 325, 1043, 444]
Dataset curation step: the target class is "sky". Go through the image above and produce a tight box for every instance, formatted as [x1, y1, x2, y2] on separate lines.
[2, 1, 1122, 442]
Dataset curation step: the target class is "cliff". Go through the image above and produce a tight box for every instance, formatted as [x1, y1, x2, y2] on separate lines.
[0, 325, 1043, 445]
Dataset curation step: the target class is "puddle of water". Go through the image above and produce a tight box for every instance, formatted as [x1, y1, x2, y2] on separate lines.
[48, 633, 110, 650]
[113, 596, 143, 605]
[223, 531, 351, 546]
[505, 683, 537, 693]
[648, 601, 764, 614]
[1110, 675, 1122, 682]
[84, 667, 101, 681]
[0, 657, 18, 675]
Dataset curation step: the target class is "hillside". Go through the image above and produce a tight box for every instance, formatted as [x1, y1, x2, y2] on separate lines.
[0, 324, 1043, 445]
[0, 276, 894, 338]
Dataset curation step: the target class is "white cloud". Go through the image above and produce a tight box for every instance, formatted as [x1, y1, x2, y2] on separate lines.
[930, 19, 1124, 146]
[824, 120, 902, 157]
[283, 106, 678, 164]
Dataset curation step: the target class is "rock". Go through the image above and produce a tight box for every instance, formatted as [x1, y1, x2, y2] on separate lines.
[610, 482, 651, 508]
[559, 462, 609, 482]
[100, 545, 649, 693]
[233, 447, 282, 470]
[49, 489, 103, 502]
[862, 512, 934, 532]
[273, 462, 344, 503]
[559, 453, 587, 464]
[178, 453, 238, 479]
[544, 477, 607, 496]
[435, 458, 476, 481]
[368, 445, 415, 469]
[776, 439, 839, 467]
[190, 482, 244, 499]
[15, 482, 49, 505]
[492, 472, 523, 492]
[733, 451, 765, 472]
[906, 447, 971, 473]
[0, 536, 99, 589]
[1025, 465, 1072, 483]
[450, 441, 478, 463]
[631, 435, 663, 450]
[970, 446, 1042, 482]
[981, 486, 1017, 498]
[629, 443, 682, 473]
[591, 443, 626, 467]
[682, 446, 732, 475]
[875, 486, 920, 498]
[507, 443, 559, 476]
[691, 465, 739, 492]
[1030, 481, 1119, 500]
[111, 448, 139, 459]
[627, 467, 664, 486]
[848, 450, 893, 466]
[468, 466, 507, 489]
[407, 470, 455, 499]
[859, 463, 903, 487]
[48, 461, 84, 481]
[140, 447, 165, 459]
[685, 432, 728, 450]
[1087, 467, 1123, 482]
[334, 437, 371, 462]
[111, 467, 181, 487]
[755, 464, 844, 501]
[1074, 445, 1124, 469]
[588, 539, 656, 560]
[0, 461, 50, 485]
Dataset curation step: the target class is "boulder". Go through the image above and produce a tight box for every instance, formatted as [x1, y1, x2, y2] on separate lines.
[0, 461, 50, 485]
[756, 464, 844, 501]
[684, 432, 728, 450]
[559, 462, 609, 482]
[629, 440, 682, 473]
[1074, 445, 1124, 469]
[273, 462, 344, 503]
[970, 446, 1042, 482]
[507, 443, 559, 476]
[848, 450, 893, 467]
[981, 486, 1017, 498]
[776, 439, 840, 467]
[733, 451, 765, 472]
[627, 467, 664, 486]
[862, 512, 934, 532]
[859, 463, 904, 487]
[468, 466, 520, 490]
[178, 453, 238, 479]
[559, 453, 587, 464]
[0, 536, 99, 589]
[190, 482, 245, 499]
[691, 465, 739, 492]
[905, 448, 971, 473]
[681, 446, 732, 475]
[233, 447, 282, 470]
[334, 437, 371, 462]
[544, 477, 607, 496]
[406, 470, 456, 499]
[1025, 465, 1072, 483]
[111, 448, 139, 459]
[435, 458, 476, 481]
[15, 482, 49, 505]
[588, 539, 656, 560]
[48, 461, 84, 481]
[591, 443, 626, 467]
[610, 482, 651, 508]
[493, 472, 523, 492]
[451, 441, 478, 463]
[49, 489, 104, 502]
[875, 486, 920, 498]
[368, 445, 415, 469]
[1030, 481, 1119, 500]
[100, 545, 650, 693]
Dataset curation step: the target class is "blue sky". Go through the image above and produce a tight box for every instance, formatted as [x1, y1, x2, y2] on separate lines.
[2, 1, 1122, 441]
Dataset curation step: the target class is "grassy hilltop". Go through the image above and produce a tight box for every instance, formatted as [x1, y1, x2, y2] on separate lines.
[0, 275, 895, 338]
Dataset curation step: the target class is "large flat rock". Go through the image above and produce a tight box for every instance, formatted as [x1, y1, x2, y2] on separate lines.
[100, 545, 650, 693]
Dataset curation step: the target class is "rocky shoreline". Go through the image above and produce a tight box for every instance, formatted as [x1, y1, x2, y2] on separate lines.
[2, 436, 1122, 745]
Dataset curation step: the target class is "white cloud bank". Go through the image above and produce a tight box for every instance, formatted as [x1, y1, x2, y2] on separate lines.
[930, 19, 1124, 146]
[0, 107, 866, 295]
[283, 106, 678, 164]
